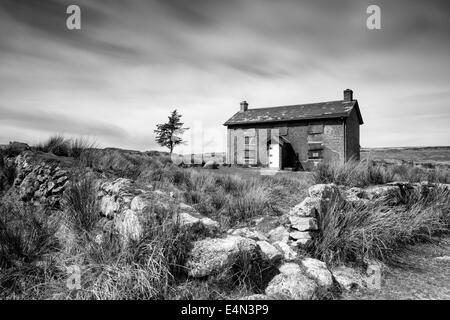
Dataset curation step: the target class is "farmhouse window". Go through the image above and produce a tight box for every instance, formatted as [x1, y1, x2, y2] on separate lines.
[244, 136, 256, 164]
[279, 126, 288, 136]
[308, 149, 323, 159]
[308, 124, 324, 134]
[308, 141, 323, 160]
[308, 142, 323, 151]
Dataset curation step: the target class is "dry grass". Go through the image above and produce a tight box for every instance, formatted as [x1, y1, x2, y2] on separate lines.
[0, 203, 58, 269]
[3, 137, 449, 299]
[35, 134, 71, 157]
[0, 169, 271, 299]
[136, 166, 312, 230]
[85, 148, 171, 180]
[309, 185, 450, 266]
[0, 156, 16, 194]
[0, 194, 195, 299]
[342, 237, 450, 300]
[0, 203, 62, 298]
[314, 159, 450, 187]
[69, 138, 97, 159]
[62, 176, 99, 234]
[35, 135, 97, 161]
[361, 146, 450, 166]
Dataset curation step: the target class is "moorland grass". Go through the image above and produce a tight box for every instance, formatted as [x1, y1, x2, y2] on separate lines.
[314, 159, 449, 187]
[309, 185, 450, 266]
[2, 135, 449, 299]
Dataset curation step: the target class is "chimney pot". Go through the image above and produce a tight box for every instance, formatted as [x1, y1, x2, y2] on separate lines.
[344, 89, 353, 102]
[240, 100, 248, 112]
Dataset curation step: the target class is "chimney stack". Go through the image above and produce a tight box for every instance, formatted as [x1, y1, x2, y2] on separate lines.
[240, 100, 248, 112]
[344, 89, 353, 102]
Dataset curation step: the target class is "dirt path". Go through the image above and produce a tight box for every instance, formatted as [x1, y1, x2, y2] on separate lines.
[342, 236, 450, 300]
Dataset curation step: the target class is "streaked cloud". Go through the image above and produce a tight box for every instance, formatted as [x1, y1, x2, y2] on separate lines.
[0, 0, 449, 150]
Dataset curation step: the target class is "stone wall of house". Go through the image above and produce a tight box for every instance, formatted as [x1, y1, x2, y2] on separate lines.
[228, 127, 264, 166]
[345, 108, 361, 161]
[226, 118, 349, 169]
[321, 119, 346, 165]
[284, 123, 308, 166]
[226, 128, 232, 164]
[257, 128, 268, 166]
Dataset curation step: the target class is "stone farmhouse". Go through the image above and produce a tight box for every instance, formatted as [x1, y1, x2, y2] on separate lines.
[223, 89, 363, 170]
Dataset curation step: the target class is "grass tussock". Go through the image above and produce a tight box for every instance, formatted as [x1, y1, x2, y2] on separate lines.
[0, 203, 63, 298]
[35, 135, 97, 160]
[0, 196, 196, 299]
[309, 185, 450, 266]
[36, 134, 70, 157]
[0, 203, 59, 270]
[226, 247, 279, 293]
[314, 159, 449, 187]
[70, 226, 191, 299]
[62, 176, 99, 234]
[69, 138, 97, 159]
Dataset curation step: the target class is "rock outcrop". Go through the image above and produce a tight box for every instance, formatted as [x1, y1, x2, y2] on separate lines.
[268, 226, 290, 243]
[174, 211, 220, 234]
[345, 181, 450, 205]
[278, 262, 302, 275]
[300, 257, 333, 288]
[331, 261, 384, 292]
[331, 266, 365, 291]
[265, 262, 318, 300]
[364, 259, 384, 290]
[203, 159, 219, 169]
[186, 235, 259, 277]
[364, 185, 401, 201]
[272, 241, 298, 261]
[228, 227, 269, 242]
[344, 187, 369, 206]
[257, 240, 283, 263]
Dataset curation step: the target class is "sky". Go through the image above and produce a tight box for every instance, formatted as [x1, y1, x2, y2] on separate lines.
[0, 0, 449, 152]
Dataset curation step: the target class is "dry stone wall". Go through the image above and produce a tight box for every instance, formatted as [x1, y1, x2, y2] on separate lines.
[6, 152, 70, 208]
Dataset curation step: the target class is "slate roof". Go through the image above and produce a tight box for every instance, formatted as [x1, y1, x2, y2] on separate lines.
[224, 100, 363, 126]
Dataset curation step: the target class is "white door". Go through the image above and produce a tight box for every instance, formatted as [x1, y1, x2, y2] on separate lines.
[268, 143, 280, 169]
